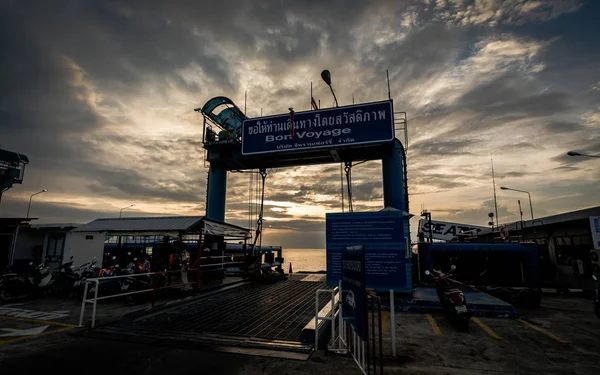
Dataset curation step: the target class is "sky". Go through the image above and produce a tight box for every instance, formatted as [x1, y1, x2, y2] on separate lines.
[1, 0, 599, 249]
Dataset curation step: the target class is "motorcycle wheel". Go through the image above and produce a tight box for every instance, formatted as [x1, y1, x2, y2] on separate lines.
[125, 294, 137, 306]
[595, 304, 600, 320]
[53, 280, 70, 298]
[455, 316, 470, 331]
[0, 283, 18, 302]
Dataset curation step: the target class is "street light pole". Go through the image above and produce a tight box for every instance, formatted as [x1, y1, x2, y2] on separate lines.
[320, 70, 339, 107]
[26, 189, 47, 219]
[567, 151, 600, 159]
[500, 187, 534, 221]
[119, 204, 135, 218]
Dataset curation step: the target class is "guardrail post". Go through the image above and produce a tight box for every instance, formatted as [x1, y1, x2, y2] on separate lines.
[370, 296, 376, 374]
[390, 288, 396, 358]
[315, 289, 319, 351]
[91, 279, 99, 328]
[77, 281, 89, 328]
[152, 272, 157, 307]
[330, 289, 335, 349]
[338, 280, 343, 350]
[378, 297, 383, 375]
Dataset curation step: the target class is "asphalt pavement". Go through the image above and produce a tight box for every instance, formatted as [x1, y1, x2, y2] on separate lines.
[1, 291, 599, 374]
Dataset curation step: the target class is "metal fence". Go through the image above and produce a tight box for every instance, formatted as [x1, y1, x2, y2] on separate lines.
[78, 255, 245, 328]
[315, 282, 395, 375]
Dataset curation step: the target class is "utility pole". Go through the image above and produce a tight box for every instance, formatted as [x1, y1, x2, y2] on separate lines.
[491, 155, 499, 228]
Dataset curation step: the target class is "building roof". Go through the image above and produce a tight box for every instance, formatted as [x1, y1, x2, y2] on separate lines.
[0, 217, 35, 226]
[0, 148, 29, 164]
[72, 216, 250, 238]
[476, 205, 600, 236]
[530, 205, 600, 226]
[31, 223, 81, 229]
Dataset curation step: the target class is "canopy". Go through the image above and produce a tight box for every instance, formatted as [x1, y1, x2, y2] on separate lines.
[73, 216, 250, 238]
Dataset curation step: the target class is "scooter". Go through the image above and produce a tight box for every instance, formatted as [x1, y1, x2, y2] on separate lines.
[425, 265, 473, 331]
[53, 256, 80, 297]
[0, 262, 55, 301]
[74, 257, 100, 299]
[593, 273, 599, 319]
[119, 259, 152, 305]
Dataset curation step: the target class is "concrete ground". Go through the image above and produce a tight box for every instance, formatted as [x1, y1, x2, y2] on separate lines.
[380, 294, 600, 374]
[1, 290, 598, 374]
[0, 297, 360, 375]
[0, 279, 360, 375]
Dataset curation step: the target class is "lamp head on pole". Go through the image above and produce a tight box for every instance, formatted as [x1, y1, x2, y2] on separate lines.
[42, 189, 48, 192]
[320, 70, 332, 86]
[567, 151, 581, 156]
[500, 186, 508, 190]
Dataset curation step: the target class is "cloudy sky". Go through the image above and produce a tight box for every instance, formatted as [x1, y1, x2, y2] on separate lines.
[1, 0, 599, 249]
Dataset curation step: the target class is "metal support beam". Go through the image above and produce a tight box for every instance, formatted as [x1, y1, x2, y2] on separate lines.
[382, 139, 406, 211]
[206, 163, 227, 221]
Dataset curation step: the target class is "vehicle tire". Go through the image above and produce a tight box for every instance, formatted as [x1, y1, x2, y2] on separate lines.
[0, 282, 18, 302]
[125, 294, 137, 306]
[53, 280, 70, 298]
[455, 316, 470, 332]
[527, 290, 542, 308]
[595, 304, 600, 320]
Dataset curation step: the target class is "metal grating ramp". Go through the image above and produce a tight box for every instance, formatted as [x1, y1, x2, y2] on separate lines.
[134, 279, 330, 340]
[85, 277, 332, 356]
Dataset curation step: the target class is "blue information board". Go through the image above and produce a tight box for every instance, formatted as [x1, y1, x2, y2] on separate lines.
[242, 101, 394, 155]
[341, 245, 366, 340]
[326, 211, 411, 292]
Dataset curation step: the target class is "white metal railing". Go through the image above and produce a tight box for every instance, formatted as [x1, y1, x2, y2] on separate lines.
[316, 281, 366, 373]
[315, 284, 342, 352]
[77, 272, 155, 328]
[77, 256, 246, 329]
[315, 282, 397, 375]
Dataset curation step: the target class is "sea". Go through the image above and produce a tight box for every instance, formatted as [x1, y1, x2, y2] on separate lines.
[281, 248, 326, 272]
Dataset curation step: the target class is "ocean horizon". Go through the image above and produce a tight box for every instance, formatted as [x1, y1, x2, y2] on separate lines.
[282, 248, 326, 272]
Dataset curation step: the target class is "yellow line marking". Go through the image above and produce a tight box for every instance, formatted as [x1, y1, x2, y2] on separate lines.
[472, 317, 502, 340]
[0, 326, 74, 345]
[426, 314, 441, 335]
[0, 315, 76, 328]
[382, 311, 390, 332]
[517, 318, 567, 344]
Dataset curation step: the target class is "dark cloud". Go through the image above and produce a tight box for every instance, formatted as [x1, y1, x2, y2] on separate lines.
[543, 120, 585, 134]
[409, 139, 478, 157]
[1, 0, 598, 250]
[456, 72, 571, 126]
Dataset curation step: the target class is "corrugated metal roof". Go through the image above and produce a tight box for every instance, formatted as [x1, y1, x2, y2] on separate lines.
[73, 216, 206, 233]
[476, 205, 600, 236]
[31, 223, 81, 229]
[0, 148, 29, 164]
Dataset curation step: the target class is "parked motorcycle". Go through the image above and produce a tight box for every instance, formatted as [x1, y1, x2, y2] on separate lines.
[425, 265, 473, 331]
[593, 273, 599, 319]
[0, 262, 55, 301]
[52, 256, 81, 297]
[74, 257, 102, 300]
[119, 258, 152, 305]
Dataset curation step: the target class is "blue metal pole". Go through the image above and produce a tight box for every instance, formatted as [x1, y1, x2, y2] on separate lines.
[382, 139, 406, 211]
[206, 164, 227, 221]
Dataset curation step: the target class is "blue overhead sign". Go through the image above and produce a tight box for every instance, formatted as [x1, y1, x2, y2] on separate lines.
[241, 100, 394, 155]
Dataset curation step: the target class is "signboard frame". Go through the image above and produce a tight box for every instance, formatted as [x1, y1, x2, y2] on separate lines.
[418, 219, 486, 242]
[590, 216, 600, 250]
[326, 211, 411, 292]
[341, 245, 367, 340]
[241, 100, 394, 156]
